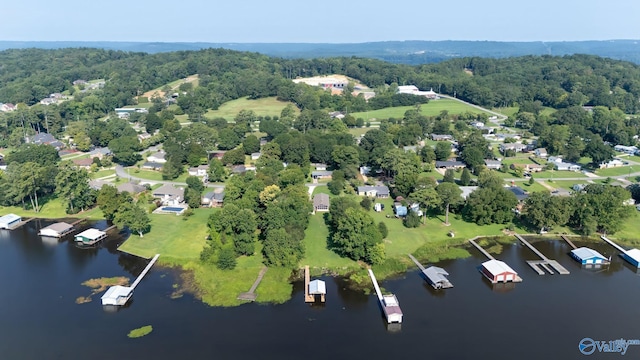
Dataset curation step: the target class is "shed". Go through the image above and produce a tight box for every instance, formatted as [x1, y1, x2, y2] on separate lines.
[313, 193, 330, 212]
[570, 247, 609, 265]
[39, 222, 74, 238]
[74, 228, 107, 245]
[0, 214, 21, 229]
[101, 285, 133, 306]
[308, 279, 326, 295]
[395, 206, 408, 217]
[423, 266, 453, 289]
[382, 295, 403, 324]
[623, 249, 640, 268]
[480, 259, 519, 283]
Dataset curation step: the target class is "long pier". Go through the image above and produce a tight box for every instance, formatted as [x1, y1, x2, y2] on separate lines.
[304, 266, 314, 302]
[7, 217, 35, 230]
[408, 254, 426, 271]
[130, 254, 160, 289]
[561, 235, 577, 250]
[468, 238, 495, 260]
[601, 235, 627, 253]
[515, 234, 570, 275]
[368, 269, 403, 324]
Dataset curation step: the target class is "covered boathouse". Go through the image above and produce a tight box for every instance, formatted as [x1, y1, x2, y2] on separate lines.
[480, 259, 520, 284]
[423, 266, 453, 289]
[0, 214, 21, 229]
[101, 286, 133, 306]
[623, 249, 640, 268]
[74, 228, 107, 245]
[38, 222, 74, 238]
[570, 247, 609, 265]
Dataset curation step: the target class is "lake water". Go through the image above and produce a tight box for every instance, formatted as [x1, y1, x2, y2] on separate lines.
[1, 220, 639, 359]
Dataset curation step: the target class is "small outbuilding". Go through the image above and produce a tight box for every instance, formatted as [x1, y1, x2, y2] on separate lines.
[308, 279, 326, 298]
[0, 214, 21, 229]
[480, 259, 519, 284]
[75, 228, 107, 245]
[570, 247, 609, 265]
[38, 222, 74, 238]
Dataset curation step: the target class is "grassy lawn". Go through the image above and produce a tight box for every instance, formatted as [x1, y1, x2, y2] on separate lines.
[301, 214, 359, 270]
[351, 98, 488, 120]
[348, 127, 373, 137]
[595, 166, 635, 177]
[127, 168, 189, 183]
[204, 97, 298, 121]
[89, 169, 116, 179]
[118, 208, 293, 306]
[0, 197, 104, 220]
[611, 211, 640, 245]
[549, 180, 588, 191]
[521, 181, 549, 193]
[501, 156, 536, 166]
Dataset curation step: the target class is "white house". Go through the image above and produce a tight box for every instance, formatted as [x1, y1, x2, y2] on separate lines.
[534, 148, 548, 158]
[147, 152, 167, 164]
[152, 184, 185, 206]
[614, 145, 638, 155]
[600, 159, 626, 169]
[188, 164, 209, 177]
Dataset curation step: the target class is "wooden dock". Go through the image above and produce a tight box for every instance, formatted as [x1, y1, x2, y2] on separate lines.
[409, 254, 453, 289]
[130, 254, 160, 290]
[303, 266, 326, 303]
[70, 218, 86, 226]
[601, 235, 626, 253]
[103, 224, 118, 232]
[515, 234, 570, 275]
[101, 254, 159, 306]
[408, 254, 426, 272]
[561, 235, 577, 250]
[469, 239, 495, 260]
[238, 267, 268, 301]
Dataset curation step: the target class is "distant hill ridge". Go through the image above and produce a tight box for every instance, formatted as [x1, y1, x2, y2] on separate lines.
[1, 40, 640, 65]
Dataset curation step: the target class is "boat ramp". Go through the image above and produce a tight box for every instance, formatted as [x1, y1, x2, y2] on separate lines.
[515, 234, 570, 275]
[101, 254, 160, 306]
[368, 269, 402, 324]
[407, 254, 453, 289]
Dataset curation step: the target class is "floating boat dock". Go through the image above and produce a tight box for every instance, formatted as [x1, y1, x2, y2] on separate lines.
[515, 234, 570, 275]
[469, 238, 522, 283]
[303, 266, 326, 303]
[408, 254, 453, 289]
[38, 222, 74, 238]
[101, 254, 160, 306]
[368, 269, 402, 324]
[0, 214, 33, 230]
[602, 235, 640, 268]
[74, 228, 107, 245]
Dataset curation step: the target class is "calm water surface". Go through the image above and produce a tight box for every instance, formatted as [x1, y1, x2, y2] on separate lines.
[1, 221, 639, 360]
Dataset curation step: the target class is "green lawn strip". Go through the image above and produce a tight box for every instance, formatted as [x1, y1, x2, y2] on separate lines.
[348, 127, 373, 137]
[610, 211, 640, 246]
[0, 197, 104, 220]
[126, 168, 189, 183]
[89, 169, 116, 179]
[595, 166, 635, 177]
[301, 214, 359, 270]
[204, 97, 297, 121]
[501, 156, 536, 165]
[351, 99, 488, 120]
[312, 186, 331, 196]
[550, 180, 589, 191]
[521, 181, 549, 193]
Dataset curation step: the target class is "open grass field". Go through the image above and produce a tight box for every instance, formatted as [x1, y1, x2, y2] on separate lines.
[89, 169, 116, 179]
[204, 97, 298, 121]
[549, 180, 588, 191]
[302, 214, 359, 270]
[139, 75, 199, 100]
[0, 197, 104, 220]
[127, 168, 189, 183]
[348, 127, 374, 137]
[611, 210, 640, 246]
[521, 181, 550, 193]
[595, 166, 636, 177]
[118, 208, 293, 306]
[351, 98, 488, 120]
[492, 106, 556, 118]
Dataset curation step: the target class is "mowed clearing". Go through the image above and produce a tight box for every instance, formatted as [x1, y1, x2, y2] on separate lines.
[351, 98, 489, 120]
[205, 97, 298, 121]
[139, 74, 199, 100]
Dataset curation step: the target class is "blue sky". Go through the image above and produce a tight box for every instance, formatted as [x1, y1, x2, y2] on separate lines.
[2, 0, 639, 43]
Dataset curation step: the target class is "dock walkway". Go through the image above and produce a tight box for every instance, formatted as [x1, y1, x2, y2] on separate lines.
[238, 267, 268, 301]
[469, 238, 495, 260]
[561, 235, 578, 250]
[601, 235, 626, 253]
[515, 234, 570, 275]
[408, 254, 426, 271]
[7, 217, 34, 230]
[131, 254, 160, 289]
[304, 266, 313, 302]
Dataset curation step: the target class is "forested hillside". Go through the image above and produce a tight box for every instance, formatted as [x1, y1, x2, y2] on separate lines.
[1, 48, 640, 136]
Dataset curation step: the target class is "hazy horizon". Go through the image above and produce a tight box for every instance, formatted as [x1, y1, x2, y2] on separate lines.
[3, 0, 639, 43]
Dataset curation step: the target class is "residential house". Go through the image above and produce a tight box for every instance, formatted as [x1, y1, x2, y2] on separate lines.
[39, 97, 57, 105]
[72, 157, 94, 169]
[460, 186, 479, 200]
[208, 150, 226, 161]
[73, 79, 88, 86]
[188, 164, 209, 177]
[89, 147, 112, 159]
[435, 161, 466, 169]
[152, 184, 184, 206]
[328, 111, 345, 119]
[614, 145, 638, 155]
[470, 121, 485, 128]
[137, 132, 152, 142]
[534, 148, 548, 158]
[0, 103, 17, 112]
[507, 186, 529, 202]
[231, 165, 256, 174]
[117, 181, 147, 195]
[549, 157, 581, 171]
[431, 134, 453, 141]
[403, 145, 420, 153]
[397, 85, 438, 99]
[311, 171, 333, 182]
[599, 159, 626, 169]
[251, 152, 262, 160]
[484, 159, 502, 170]
[202, 191, 224, 207]
[88, 180, 110, 191]
[357, 185, 390, 198]
[142, 162, 163, 170]
[26, 133, 65, 150]
[50, 93, 64, 99]
[313, 193, 330, 213]
[499, 143, 527, 153]
[147, 151, 167, 164]
[313, 163, 328, 171]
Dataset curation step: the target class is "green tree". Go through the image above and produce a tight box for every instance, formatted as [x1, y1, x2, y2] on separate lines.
[217, 128, 242, 150]
[207, 159, 227, 182]
[403, 210, 421, 228]
[329, 205, 384, 264]
[460, 168, 472, 186]
[262, 228, 303, 267]
[420, 145, 436, 163]
[463, 186, 518, 225]
[443, 169, 455, 183]
[242, 135, 261, 155]
[436, 182, 463, 225]
[434, 142, 451, 161]
[378, 222, 388, 239]
[523, 191, 572, 231]
[216, 247, 237, 270]
[55, 164, 94, 213]
[113, 202, 151, 237]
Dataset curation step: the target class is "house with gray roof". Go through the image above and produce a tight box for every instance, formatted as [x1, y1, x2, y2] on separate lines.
[152, 184, 184, 206]
[435, 160, 466, 169]
[431, 134, 453, 141]
[202, 191, 224, 207]
[313, 193, 330, 213]
[484, 159, 502, 170]
[357, 185, 390, 198]
[117, 181, 147, 195]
